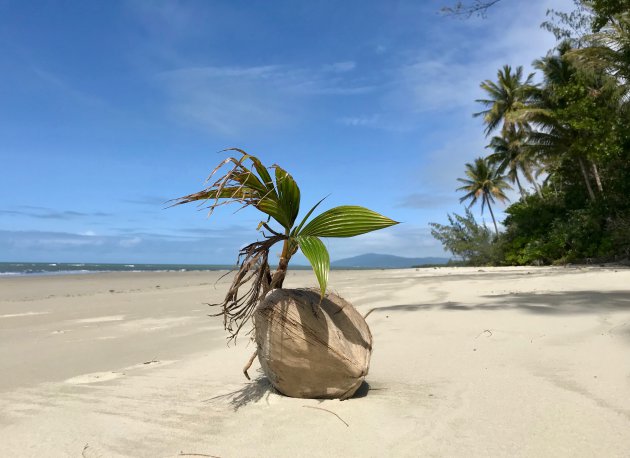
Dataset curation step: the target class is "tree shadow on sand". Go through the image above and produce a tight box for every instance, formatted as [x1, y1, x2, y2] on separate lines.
[368, 290, 630, 316]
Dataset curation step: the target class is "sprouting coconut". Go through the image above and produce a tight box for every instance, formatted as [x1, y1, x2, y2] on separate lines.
[172, 149, 398, 399]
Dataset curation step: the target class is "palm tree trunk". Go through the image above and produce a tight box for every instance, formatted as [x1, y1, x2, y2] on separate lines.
[519, 164, 543, 198]
[532, 179, 543, 198]
[578, 157, 596, 201]
[486, 196, 499, 236]
[514, 173, 526, 199]
[591, 161, 603, 194]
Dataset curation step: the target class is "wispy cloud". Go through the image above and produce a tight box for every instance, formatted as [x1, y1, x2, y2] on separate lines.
[30, 65, 107, 108]
[0, 229, 252, 264]
[322, 61, 356, 73]
[397, 192, 456, 209]
[0, 207, 112, 220]
[156, 62, 378, 135]
[347, 0, 574, 132]
[337, 114, 381, 127]
[121, 195, 170, 206]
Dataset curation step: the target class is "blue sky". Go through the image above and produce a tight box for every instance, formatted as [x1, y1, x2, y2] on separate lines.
[1, 0, 573, 264]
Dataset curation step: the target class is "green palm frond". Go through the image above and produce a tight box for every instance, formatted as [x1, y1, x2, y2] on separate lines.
[474, 65, 536, 137]
[298, 205, 399, 238]
[273, 165, 301, 228]
[295, 235, 330, 298]
[171, 150, 298, 230]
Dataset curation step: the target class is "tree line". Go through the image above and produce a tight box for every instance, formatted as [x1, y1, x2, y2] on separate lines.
[431, 1, 630, 265]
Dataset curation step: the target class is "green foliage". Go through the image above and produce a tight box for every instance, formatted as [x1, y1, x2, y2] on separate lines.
[501, 194, 575, 264]
[499, 189, 630, 264]
[588, 0, 630, 31]
[429, 209, 498, 265]
[433, 1, 630, 266]
[542, 0, 593, 45]
[607, 211, 630, 258]
[298, 206, 398, 238]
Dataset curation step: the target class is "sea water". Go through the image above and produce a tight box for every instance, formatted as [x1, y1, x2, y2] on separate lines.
[0, 262, 317, 276]
[0, 262, 236, 276]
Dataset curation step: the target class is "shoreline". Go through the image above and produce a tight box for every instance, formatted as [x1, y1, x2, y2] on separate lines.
[0, 262, 392, 278]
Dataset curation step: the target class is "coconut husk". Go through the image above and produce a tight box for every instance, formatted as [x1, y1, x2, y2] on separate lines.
[253, 288, 372, 400]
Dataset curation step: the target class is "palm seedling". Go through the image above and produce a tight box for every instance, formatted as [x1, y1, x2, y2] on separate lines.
[172, 149, 398, 398]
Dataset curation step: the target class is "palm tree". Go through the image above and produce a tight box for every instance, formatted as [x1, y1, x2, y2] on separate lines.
[487, 129, 542, 199]
[571, 13, 630, 96]
[457, 157, 510, 236]
[525, 42, 621, 200]
[475, 65, 543, 198]
[474, 64, 535, 137]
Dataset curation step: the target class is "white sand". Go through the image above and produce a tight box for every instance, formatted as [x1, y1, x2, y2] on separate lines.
[1, 267, 629, 457]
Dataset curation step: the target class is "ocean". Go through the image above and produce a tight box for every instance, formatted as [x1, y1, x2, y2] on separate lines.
[0, 262, 237, 276]
[0, 262, 320, 276]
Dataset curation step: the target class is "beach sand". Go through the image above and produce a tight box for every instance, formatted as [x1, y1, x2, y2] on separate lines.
[1, 266, 629, 457]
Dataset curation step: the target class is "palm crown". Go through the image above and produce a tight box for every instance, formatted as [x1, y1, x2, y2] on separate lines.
[474, 64, 535, 137]
[487, 129, 538, 198]
[457, 157, 510, 235]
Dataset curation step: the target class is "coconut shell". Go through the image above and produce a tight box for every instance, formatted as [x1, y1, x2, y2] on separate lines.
[254, 288, 372, 399]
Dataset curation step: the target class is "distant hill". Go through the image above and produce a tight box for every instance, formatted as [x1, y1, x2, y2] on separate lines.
[331, 253, 449, 268]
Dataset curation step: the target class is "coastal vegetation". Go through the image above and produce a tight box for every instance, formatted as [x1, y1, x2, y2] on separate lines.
[432, 1, 630, 265]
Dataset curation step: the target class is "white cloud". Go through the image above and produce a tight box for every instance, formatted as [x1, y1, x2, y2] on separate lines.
[156, 63, 377, 135]
[363, 0, 576, 129]
[0, 229, 252, 264]
[11, 233, 106, 249]
[338, 114, 381, 127]
[119, 237, 142, 247]
[398, 192, 455, 209]
[322, 61, 356, 73]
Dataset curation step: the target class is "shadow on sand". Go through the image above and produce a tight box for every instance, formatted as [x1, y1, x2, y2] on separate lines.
[205, 374, 275, 411]
[207, 375, 373, 411]
[368, 290, 630, 316]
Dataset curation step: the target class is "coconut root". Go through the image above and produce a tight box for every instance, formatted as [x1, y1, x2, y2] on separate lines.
[209, 234, 284, 340]
[242, 350, 258, 380]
